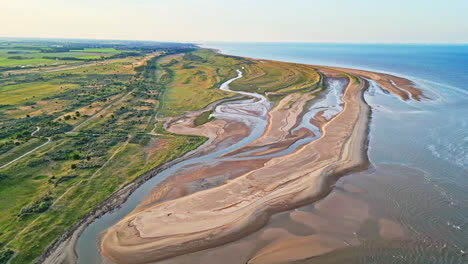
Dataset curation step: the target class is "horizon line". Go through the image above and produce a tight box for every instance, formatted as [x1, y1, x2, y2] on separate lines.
[0, 36, 467, 45]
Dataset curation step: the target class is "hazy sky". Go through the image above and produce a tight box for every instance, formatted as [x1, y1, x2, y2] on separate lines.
[2, 0, 468, 43]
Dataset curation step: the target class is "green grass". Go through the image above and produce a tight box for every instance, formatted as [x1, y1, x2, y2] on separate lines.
[159, 49, 243, 116]
[0, 43, 212, 264]
[0, 43, 323, 264]
[0, 138, 47, 165]
[193, 110, 214, 126]
[33, 176, 49, 180]
[0, 81, 80, 105]
[70, 48, 120, 53]
[229, 60, 320, 94]
[0, 47, 129, 70]
[0, 57, 53, 67]
[0, 249, 14, 264]
[73, 55, 101, 60]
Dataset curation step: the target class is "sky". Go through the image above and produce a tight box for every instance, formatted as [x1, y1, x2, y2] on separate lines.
[2, 0, 468, 43]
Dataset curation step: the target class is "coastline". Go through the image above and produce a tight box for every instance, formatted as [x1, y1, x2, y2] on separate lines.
[38, 141, 209, 264]
[37, 94, 247, 264]
[38, 51, 423, 264]
[100, 70, 373, 263]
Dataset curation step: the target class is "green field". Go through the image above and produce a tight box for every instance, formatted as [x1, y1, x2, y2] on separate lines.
[0, 41, 241, 264]
[0, 81, 80, 105]
[0, 57, 53, 67]
[158, 49, 243, 116]
[0, 40, 199, 263]
[70, 48, 120, 53]
[0, 44, 137, 70]
[194, 110, 215, 126]
[0, 40, 323, 264]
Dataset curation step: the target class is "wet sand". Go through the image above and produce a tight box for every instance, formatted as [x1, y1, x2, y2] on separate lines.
[322, 66, 427, 101]
[153, 165, 413, 264]
[100, 68, 375, 263]
[39, 57, 426, 264]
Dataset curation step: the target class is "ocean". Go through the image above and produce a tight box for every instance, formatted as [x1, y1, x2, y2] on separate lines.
[75, 43, 468, 263]
[200, 42, 468, 263]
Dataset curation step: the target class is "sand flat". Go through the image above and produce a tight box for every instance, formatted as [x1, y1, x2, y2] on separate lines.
[98, 61, 423, 263]
[100, 69, 373, 263]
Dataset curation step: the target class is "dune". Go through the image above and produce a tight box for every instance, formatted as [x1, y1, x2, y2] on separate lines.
[100, 67, 375, 263]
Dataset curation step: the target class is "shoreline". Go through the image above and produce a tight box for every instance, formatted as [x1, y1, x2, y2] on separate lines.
[38, 51, 420, 264]
[100, 70, 373, 263]
[37, 91, 249, 264]
[37, 142, 208, 264]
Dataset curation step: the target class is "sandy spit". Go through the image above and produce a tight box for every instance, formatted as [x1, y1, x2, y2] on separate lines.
[99, 73, 372, 263]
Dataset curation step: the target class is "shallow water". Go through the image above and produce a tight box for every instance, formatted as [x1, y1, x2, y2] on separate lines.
[200, 42, 468, 263]
[76, 43, 468, 263]
[75, 66, 333, 263]
[75, 70, 270, 264]
[294, 78, 346, 137]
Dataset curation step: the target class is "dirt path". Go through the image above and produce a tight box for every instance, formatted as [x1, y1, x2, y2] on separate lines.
[5, 138, 130, 250]
[0, 127, 51, 170]
[68, 88, 136, 134]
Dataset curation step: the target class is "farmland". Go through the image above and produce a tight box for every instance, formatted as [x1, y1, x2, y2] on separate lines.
[0, 38, 323, 264]
[0, 40, 213, 264]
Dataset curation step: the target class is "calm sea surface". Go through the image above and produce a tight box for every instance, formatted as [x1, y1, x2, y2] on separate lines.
[76, 43, 468, 263]
[202, 42, 468, 263]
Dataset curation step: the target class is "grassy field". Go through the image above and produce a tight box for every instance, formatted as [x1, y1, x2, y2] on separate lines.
[0, 81, 80, 105]
[70, 48, 121, 53]
[194, 110, 214, 126]
[0, 138, 47, 165]
[0, 40, 205, 264]
[230, 60, 320, 94]
[158, 49, 244, 116]
[0, 42, 323, 264]
[0, 43, 139, 70]
[0, 42, 248, 264]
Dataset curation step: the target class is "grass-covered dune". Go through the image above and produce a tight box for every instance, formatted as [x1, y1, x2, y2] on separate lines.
[0, 40, 201, 264]
[0, 42, 323, 264]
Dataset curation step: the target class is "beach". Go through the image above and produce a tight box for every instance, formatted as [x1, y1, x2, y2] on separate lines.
[35, 48, 441, 264]
[97, 61, 422, 263]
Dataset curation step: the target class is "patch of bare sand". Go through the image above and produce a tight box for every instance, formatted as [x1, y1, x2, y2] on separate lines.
[135, 158, 268, 212]
[225, 92, 313, 157]
[100, 72, 371, 263]
[342, 182, 367, 193]
[248, 233, 342, 264]
[324, 66, 426, 101]
[379, 218, 404, 239]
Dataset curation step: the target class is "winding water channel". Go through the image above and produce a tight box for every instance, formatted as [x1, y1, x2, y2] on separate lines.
[75, 69, 347, 263]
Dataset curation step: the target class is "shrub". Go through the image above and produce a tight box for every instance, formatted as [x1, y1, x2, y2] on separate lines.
[27, 158, 48, 168]
[0, 173, 7, 182]
[18, 195, 53, 217]
[194, 110, 214, 126]
[54, 175, 78, 186]
[0, 249, 14, 264]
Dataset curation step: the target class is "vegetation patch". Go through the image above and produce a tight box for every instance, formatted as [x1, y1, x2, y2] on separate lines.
[0, 249, 14, 264]
[194, 110, 214, 126]
[33, 175, 48, 180]
[18, 194, 53, 217]
[0, 42, 323, 264]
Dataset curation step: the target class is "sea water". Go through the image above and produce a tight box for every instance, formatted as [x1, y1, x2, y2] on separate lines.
[76, 43, 468, 263]
[202, 42, 468, 263]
